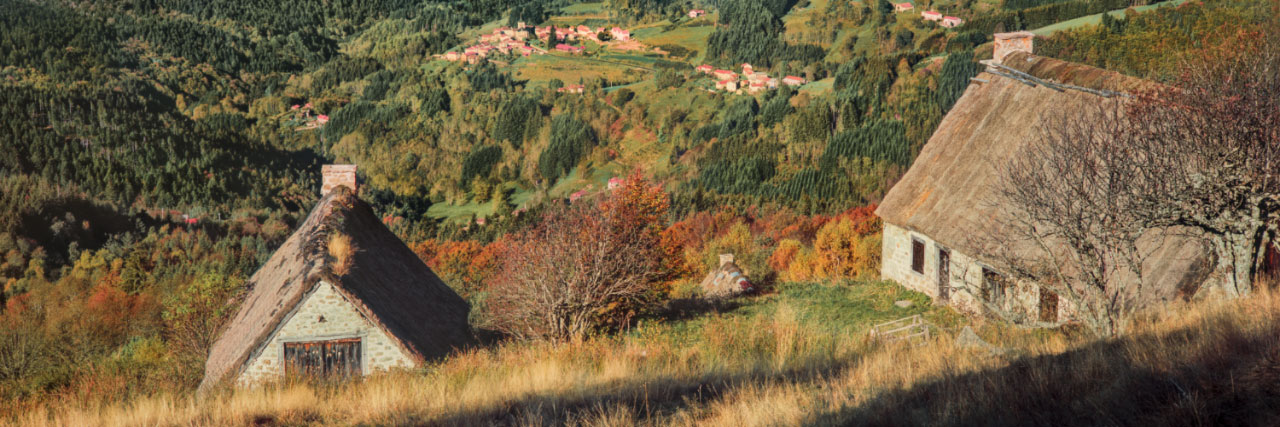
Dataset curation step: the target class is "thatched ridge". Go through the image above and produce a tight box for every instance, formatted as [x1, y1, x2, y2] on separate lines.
[199, 186, 473, 390]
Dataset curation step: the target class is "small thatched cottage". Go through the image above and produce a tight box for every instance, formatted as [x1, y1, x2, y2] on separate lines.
[199, 165, 473, 390]
[701, 254, 753, 298]
[876, 33, 1216, 322]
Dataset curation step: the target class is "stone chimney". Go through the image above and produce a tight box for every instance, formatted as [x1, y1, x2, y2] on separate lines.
[719, 254, 735, 267]
[321, 164, 358, 196]
[993, 31, 1035, 64]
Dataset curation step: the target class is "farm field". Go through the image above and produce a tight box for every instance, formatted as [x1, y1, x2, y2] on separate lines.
[1031, 0, 1190, 35]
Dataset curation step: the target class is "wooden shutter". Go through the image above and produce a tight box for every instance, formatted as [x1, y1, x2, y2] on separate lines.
[283, 338, 362, 380]
[911, 239, 925, 274]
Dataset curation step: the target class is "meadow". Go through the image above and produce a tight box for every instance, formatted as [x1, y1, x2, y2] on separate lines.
[11, 280, 1280, 426]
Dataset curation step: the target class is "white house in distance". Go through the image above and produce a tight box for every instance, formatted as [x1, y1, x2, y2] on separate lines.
[876, 33, 1217, 324]
[941, 16, 964, 28]
[782, 75, 806, 86]
[199, 165, 474, 390]
[922, 10, 942, 21]
[610, 27, 631, 41]
[894, 2, 914, 12]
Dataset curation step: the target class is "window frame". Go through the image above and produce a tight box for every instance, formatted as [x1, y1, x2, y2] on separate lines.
[910, 237, 926, 275]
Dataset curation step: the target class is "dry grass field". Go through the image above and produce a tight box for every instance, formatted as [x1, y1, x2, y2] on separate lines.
[9, 280, 1280, 426]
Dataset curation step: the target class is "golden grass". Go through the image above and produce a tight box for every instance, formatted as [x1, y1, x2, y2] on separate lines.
[12, 285, 1280, 426]
[328, 232, 354, 275]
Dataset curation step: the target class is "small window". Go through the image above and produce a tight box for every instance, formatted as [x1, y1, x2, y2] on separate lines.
[982, 267, 1008, 306]
[911, 238, 925, 274]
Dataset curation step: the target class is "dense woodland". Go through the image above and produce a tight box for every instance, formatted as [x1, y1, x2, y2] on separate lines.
[0, 0, 1272, 412]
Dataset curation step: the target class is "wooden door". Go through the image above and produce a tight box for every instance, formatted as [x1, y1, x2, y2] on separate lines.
[283, 338, 362, 380]
[937, 248, 950, 302]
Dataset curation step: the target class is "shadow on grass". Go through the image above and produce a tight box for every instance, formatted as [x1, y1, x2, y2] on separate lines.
[420, 351, 865, 425]
[652, 297, 747, 322]
[819, 321, 1280, 427]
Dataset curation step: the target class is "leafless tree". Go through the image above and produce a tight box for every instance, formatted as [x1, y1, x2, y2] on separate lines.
[985, 34, 1280, 336]
[979, 100, 1173, 336]
[486, 197, 664, 341]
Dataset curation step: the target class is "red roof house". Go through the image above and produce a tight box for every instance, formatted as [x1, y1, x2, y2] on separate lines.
[941, 16, 964, 28]
[894, 2, 914, 12]
[555, 43, 585, 54]
[922, 10, 942, 21]
[782, 75, 806, 86]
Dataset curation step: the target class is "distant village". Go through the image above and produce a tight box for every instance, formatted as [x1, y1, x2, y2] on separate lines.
[893, 2, 965, 28]
[437, 22, 637, 64]
[696, 63, 806, 94]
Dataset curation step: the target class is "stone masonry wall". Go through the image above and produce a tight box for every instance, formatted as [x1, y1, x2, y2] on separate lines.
[237, 281, 416, 386]
[881, 223, 1071, 322]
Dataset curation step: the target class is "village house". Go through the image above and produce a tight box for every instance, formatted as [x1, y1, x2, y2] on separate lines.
[741, 63, 753, 75]
[894, 2, 914, 12]
[941, 16, 964, 28]
[557, 84, 585, 94]
[716, 79, 739, 92]
[876, 32, 1218, 324]
[689, 9, 706, 18]
[922, 10, 942, 21]
[712, 69, 737, 81]
[557, 27, 578, 41]
[747, 81, 766, 94]
[555, 43, 585, 54]
[199, 165, 474, 390]
[696, 64, 714, 73]
[569, 188, 590, 203]
[610, 27, 631, 41]
[782, 75, 806, 86]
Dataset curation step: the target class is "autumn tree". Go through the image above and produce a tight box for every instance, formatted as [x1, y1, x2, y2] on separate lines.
[487, 176, 670, 341]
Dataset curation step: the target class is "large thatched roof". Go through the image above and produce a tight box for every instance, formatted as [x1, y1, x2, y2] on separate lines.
[199, 186, 473, 390]
[876, 52, 1212, 300]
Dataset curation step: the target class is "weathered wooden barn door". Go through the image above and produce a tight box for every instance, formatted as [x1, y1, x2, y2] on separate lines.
[283, 338, 362, 379]
[937, 248, 951, 302]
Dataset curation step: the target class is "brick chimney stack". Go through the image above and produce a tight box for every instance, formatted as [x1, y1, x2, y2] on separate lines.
[321, 164, 358, 197]
[993, 31, 1035, 64]
[719, 254, 735, 267]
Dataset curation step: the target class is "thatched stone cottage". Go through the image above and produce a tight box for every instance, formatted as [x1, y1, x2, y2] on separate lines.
[199, 165, 473, 390]
[876, 33, 1216, 322]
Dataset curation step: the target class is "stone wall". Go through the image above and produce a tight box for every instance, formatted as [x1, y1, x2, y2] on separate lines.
[237, 281, 416, 386]
[881, 223, 1070, 322]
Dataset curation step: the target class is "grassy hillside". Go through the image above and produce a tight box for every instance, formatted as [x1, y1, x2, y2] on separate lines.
[13, 282, 1280, 426]
[1031, 0, 1191, 35]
